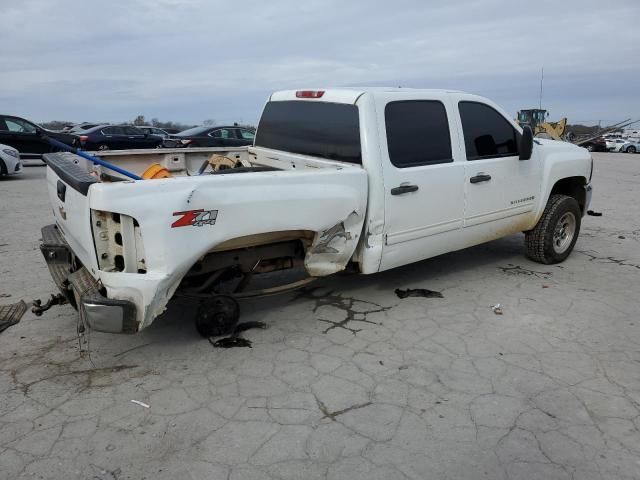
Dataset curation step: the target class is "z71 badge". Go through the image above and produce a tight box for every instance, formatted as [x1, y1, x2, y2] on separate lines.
[171, 209, 218, 228]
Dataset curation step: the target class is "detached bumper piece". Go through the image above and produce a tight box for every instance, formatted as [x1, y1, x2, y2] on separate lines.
[40, 224, 138, 334]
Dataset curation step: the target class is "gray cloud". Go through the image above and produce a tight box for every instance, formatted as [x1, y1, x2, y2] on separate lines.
[2, 0, 639, 125]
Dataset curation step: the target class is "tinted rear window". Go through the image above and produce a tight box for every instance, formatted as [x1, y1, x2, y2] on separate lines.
[255, 101, 361, 163]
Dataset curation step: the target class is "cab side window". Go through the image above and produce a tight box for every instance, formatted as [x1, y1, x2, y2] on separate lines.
[5, 118, 37, 133]
[240, 129, 255, 140]
[385, 100, 452, 168]
[458, 101, 519, 160]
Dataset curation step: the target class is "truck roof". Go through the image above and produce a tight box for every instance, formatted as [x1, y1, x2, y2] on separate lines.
[270, 87, 465, 104]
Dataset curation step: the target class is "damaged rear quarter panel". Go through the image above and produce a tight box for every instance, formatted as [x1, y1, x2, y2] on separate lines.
[88, 166, 368, 329]
[305, 211, 363, 276]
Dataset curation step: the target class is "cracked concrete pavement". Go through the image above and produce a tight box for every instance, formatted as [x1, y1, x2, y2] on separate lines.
[1, 152, 639, 479]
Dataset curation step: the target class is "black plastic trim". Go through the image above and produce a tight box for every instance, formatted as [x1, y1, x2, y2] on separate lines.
[43, 152, 98, 196]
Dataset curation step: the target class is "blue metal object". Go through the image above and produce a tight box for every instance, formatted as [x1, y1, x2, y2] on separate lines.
[41, 134, 143, 181]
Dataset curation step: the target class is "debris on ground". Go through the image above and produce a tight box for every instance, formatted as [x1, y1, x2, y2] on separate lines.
[32, 293, 67, 316]
[491, 304, 503, 315]
[499, 264, 552, 279]
[0, 300, 28, 333]
[587, 210, 603, 216]
[130, 400, 150, 408]
[395, 288, 444, 299]
[618, 235, 626, 239]
[0, 293, 11, 298]
[209, 321, 267, 348]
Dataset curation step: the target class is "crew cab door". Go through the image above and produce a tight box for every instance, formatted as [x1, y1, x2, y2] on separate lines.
[454, 99, 541, 236]
[378, 94, 466, 270]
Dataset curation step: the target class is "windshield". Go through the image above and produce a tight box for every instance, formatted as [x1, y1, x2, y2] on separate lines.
[255, 101, 361, 164]
[175, 126, 210, 136]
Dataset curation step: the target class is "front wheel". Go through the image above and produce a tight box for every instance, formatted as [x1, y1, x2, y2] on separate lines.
[525, 194, 581, 264]
[97, 143, 109, 151]
[627, 146, 636, 154]
[586, 144, 594, 152]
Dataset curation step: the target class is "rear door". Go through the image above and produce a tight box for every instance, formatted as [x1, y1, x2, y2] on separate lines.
[98, 126, 123, 149]
[455, 98, 541, 236]
[124, 126, 152, 148]
[209, 128, 236, 147]
[378, 93, 466, 270]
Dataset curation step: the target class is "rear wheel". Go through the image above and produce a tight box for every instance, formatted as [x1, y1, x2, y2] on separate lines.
[97, 143, 109, 151]
[525, 194, 581, 264]
[586, 144, 594, 152]
[195, 295, 240, 337]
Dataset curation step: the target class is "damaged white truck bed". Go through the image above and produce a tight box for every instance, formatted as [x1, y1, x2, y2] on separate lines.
[41, 88, 592, 334]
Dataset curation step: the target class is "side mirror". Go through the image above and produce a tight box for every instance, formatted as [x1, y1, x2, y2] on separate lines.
[519, 125, 533, 160]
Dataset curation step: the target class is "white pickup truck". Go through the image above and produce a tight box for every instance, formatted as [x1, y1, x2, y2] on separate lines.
[40, 88, 592, 335]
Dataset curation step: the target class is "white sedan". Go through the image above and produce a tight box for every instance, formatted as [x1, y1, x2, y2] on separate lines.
[0, 144, 22, 176]
[606, 138, 627, 151]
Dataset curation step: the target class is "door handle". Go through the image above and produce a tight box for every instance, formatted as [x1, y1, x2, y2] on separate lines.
[391, 184, 419, 195]
[470, 173, 492, 184]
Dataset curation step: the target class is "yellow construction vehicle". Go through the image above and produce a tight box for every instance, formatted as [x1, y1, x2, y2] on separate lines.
[516, 109, 568, 140]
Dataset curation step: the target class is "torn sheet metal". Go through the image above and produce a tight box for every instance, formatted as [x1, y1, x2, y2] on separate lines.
[305, 211, 361, 276]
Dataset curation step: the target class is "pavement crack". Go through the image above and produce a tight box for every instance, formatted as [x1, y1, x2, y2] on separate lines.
[314, 395, 372, 421]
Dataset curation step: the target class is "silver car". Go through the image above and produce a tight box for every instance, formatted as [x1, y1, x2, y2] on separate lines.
[618, 140, 640, 153]
[0, 143, 22, 177]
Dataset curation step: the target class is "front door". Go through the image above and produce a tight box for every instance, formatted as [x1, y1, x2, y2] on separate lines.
[3, 116, 43, 155]
[456, 100, 541, 237]
[379, 94, 466, 271]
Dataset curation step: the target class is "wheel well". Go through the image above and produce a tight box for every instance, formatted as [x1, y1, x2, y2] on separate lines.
[550, 177, 586, 213]
[0, 159, 6, 176]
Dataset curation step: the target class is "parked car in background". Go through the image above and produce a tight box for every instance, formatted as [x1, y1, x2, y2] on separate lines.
[66, 123, 104, 134]
[0, 143, 22, 177]
[75, 125, 163, 151]
[581, 137, 607, 152]
[138, 126, 171, 138]
[618, 140, 640, 153]
[170, 125, 255, 147]
[606, 138, 627, 151]
[0, 115, 76, 158]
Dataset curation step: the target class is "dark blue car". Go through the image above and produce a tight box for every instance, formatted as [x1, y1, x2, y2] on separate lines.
[75, 125, 163, 151]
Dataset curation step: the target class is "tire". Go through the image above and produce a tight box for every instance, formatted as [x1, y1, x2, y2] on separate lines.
[0, 159, 6, 176]
[525, 194, 581, 264]
[97, 143, 109, 151]
[627, 146, 636, 154]
[586, 144, 594, 152]
[195, 295, 240, 337]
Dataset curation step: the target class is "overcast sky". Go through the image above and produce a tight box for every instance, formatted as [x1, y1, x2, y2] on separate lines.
[2, 0, 639, 126]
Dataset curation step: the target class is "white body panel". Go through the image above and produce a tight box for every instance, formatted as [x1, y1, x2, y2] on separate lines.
[44, 89, 592, 332]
